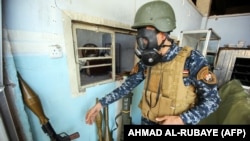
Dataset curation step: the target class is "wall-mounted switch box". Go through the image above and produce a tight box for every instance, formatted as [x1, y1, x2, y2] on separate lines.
[49, 45, 63, 58]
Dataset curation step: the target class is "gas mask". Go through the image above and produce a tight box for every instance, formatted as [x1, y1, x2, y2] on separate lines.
[135, 28, 163, 66]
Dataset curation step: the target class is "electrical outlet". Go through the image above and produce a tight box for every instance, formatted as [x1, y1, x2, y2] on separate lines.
[49, 45, 63, 58]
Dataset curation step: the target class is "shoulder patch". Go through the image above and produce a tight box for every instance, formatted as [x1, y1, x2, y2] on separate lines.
[197, 66, 217, 84]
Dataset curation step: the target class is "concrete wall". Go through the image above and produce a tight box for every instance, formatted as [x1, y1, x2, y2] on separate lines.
[207, 14, 250, 47]
[4, 0, 250, 141]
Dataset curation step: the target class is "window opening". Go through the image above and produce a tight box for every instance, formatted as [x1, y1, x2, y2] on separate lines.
[191, 0, 250, 16]
[230, 57, 250, 87]
[72, 22, 136, 91]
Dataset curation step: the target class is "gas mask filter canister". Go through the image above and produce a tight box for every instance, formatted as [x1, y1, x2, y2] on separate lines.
[135, 28, 162, 66]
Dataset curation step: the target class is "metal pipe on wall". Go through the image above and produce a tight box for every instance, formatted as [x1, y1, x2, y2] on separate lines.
[0, 90, 19, 141]
[0, 1, 18, 140]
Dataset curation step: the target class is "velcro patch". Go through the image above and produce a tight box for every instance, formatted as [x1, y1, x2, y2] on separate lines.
[183, 70, 189, 77]
[197, 66, 217, 84]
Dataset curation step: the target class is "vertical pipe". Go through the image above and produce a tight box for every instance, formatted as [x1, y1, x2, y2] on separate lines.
[0, 1, 19, 140]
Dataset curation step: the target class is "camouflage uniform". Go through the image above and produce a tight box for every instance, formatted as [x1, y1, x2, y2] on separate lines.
[99, 43, 221, 125]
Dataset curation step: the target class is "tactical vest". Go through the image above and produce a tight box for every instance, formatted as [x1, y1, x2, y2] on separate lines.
[139, 46, 197, 123]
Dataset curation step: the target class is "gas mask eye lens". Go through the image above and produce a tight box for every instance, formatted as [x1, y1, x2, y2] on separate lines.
[137, 37, 148, 50]
[142, 38, 148, 46]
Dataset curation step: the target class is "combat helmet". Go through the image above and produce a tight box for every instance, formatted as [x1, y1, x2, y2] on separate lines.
[132, 0, 176, 32]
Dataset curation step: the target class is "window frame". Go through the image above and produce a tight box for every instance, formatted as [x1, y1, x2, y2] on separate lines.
[71, 21, 137, 92]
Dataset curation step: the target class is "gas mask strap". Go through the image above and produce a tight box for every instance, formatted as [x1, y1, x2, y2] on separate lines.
[159, 33, 173, 49]
[165, 32, 174, 44]
[159, 38, 167, 49]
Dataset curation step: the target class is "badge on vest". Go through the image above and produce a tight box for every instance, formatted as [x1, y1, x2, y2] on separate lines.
[197, 66, 217, 84]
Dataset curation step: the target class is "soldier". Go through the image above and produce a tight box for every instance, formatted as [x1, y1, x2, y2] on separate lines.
[85, 0, 220, 125]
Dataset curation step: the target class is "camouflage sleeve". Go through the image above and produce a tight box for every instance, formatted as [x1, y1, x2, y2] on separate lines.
[99, 61, 146, 107]
[180, 50, 221, 125]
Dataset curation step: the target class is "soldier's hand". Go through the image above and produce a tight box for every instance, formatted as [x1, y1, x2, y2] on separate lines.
[155, 115, 184, 125]
[85, 102, 103, 125]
